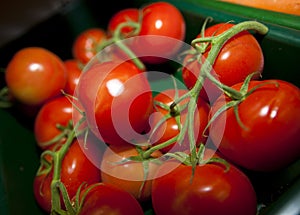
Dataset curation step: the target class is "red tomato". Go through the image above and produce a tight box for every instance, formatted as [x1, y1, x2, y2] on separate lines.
[100, 144, 162, 202]
[76, 183, 144, 215]
[107, 8, 139, 38]
[72, 28, 107, 65]
[149, 88, 210, 153]
[210, 79, 300, 171]
[76, 60, 153, 145]
[182, 23, 264, 103]
[33, 140, 101, 213]
[63, 59, 82, 95]
[152, 160, 257, 215]
[34, 96, 73, 150]
[130, 1, 186, 64]
[5, 47, 67, 106]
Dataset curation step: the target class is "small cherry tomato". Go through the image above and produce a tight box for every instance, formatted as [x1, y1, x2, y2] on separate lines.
[100, 144, 162, 202]
[149, 88, 210, 153]
[152, 159, 257, 215]
[210, 79, 300, 171]
[76, 183, 144, 215]
[76, 60, 153, 145]
[63, 59, 82, 95]
[5, 47, 67, 106]
[107, 8, 140, 38]
[182, 22, 264, 102]
[34, 96, 73, 150]
[72, 28, 107, 65]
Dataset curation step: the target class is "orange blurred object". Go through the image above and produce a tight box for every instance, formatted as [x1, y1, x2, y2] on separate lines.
[220, 0, 300, 16]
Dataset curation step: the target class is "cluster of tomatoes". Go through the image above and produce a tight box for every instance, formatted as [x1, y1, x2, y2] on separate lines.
[1, 1, 300, 215]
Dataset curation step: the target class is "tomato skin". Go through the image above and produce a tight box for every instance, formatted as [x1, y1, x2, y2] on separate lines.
[72, 28, 107, 65]
[33, 171, 53, 213]
[149, 89, 210, 153]
[130, 1, 186, 64]
[210, 80, 300, 171]
[152, 160, 257, 215]
[76, 60, 153, 145]
[63, 59, 82, 95]
[5, 47, 67, 106]
[107, 8, 139, 37]
[182, 23, 264, 102]
[77, 183, 144, 215]
[33, 140, 101, 213]
[100, 144, 162, 202]
[34, 96, 73, 150]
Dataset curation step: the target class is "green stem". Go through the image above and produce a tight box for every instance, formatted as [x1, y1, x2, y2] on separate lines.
[50, 116, 86, 214]
[191, 21, 268, 99]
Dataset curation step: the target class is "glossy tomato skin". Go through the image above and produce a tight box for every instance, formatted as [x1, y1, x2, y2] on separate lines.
[72, 28, 107, 65]
[63, 59, 82, 95]
[152, 161, 257, 215]
[60, 140, 102, 198]
[33, 140, 101, 213]
[77, 183, 144, 215]
[149, 89, 210, 153]
[76, 60, 153, 145]
[130, 1, 186, 64]
[107, 8, 139, 37]
[210, 80, 300, 171]
[34, 96, 73, 150]
[33, 171, 53, 213]
[5, 47, 67, 106]
[100, 144, 162, 202]
[182, 23, 264, 103]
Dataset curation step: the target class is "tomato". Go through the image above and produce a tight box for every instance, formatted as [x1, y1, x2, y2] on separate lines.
[34, 96, 73, 150]
[63, 59, 82, 95]
[100, 144, 162, 202]
[149, 88, 210, 153]
[33, 139, 101, 213]
[220, 0, 300, 16]
[152, 159, 257, 215]
[72, 28, 107, 65]
[76, 60, 153, 145]
[209, 79, 300, 171]
[130, 1, 186, 64]
[5, 47, 67, 106]
[76, 183, 144, 215]
[182, 22, 264, 103]
[107, 8, 140, 38]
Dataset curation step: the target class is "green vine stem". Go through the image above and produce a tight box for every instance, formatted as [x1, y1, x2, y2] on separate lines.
[48, 115, 86, 214]
[142, 20, 269, 165]
[96, 21, 146, 71]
